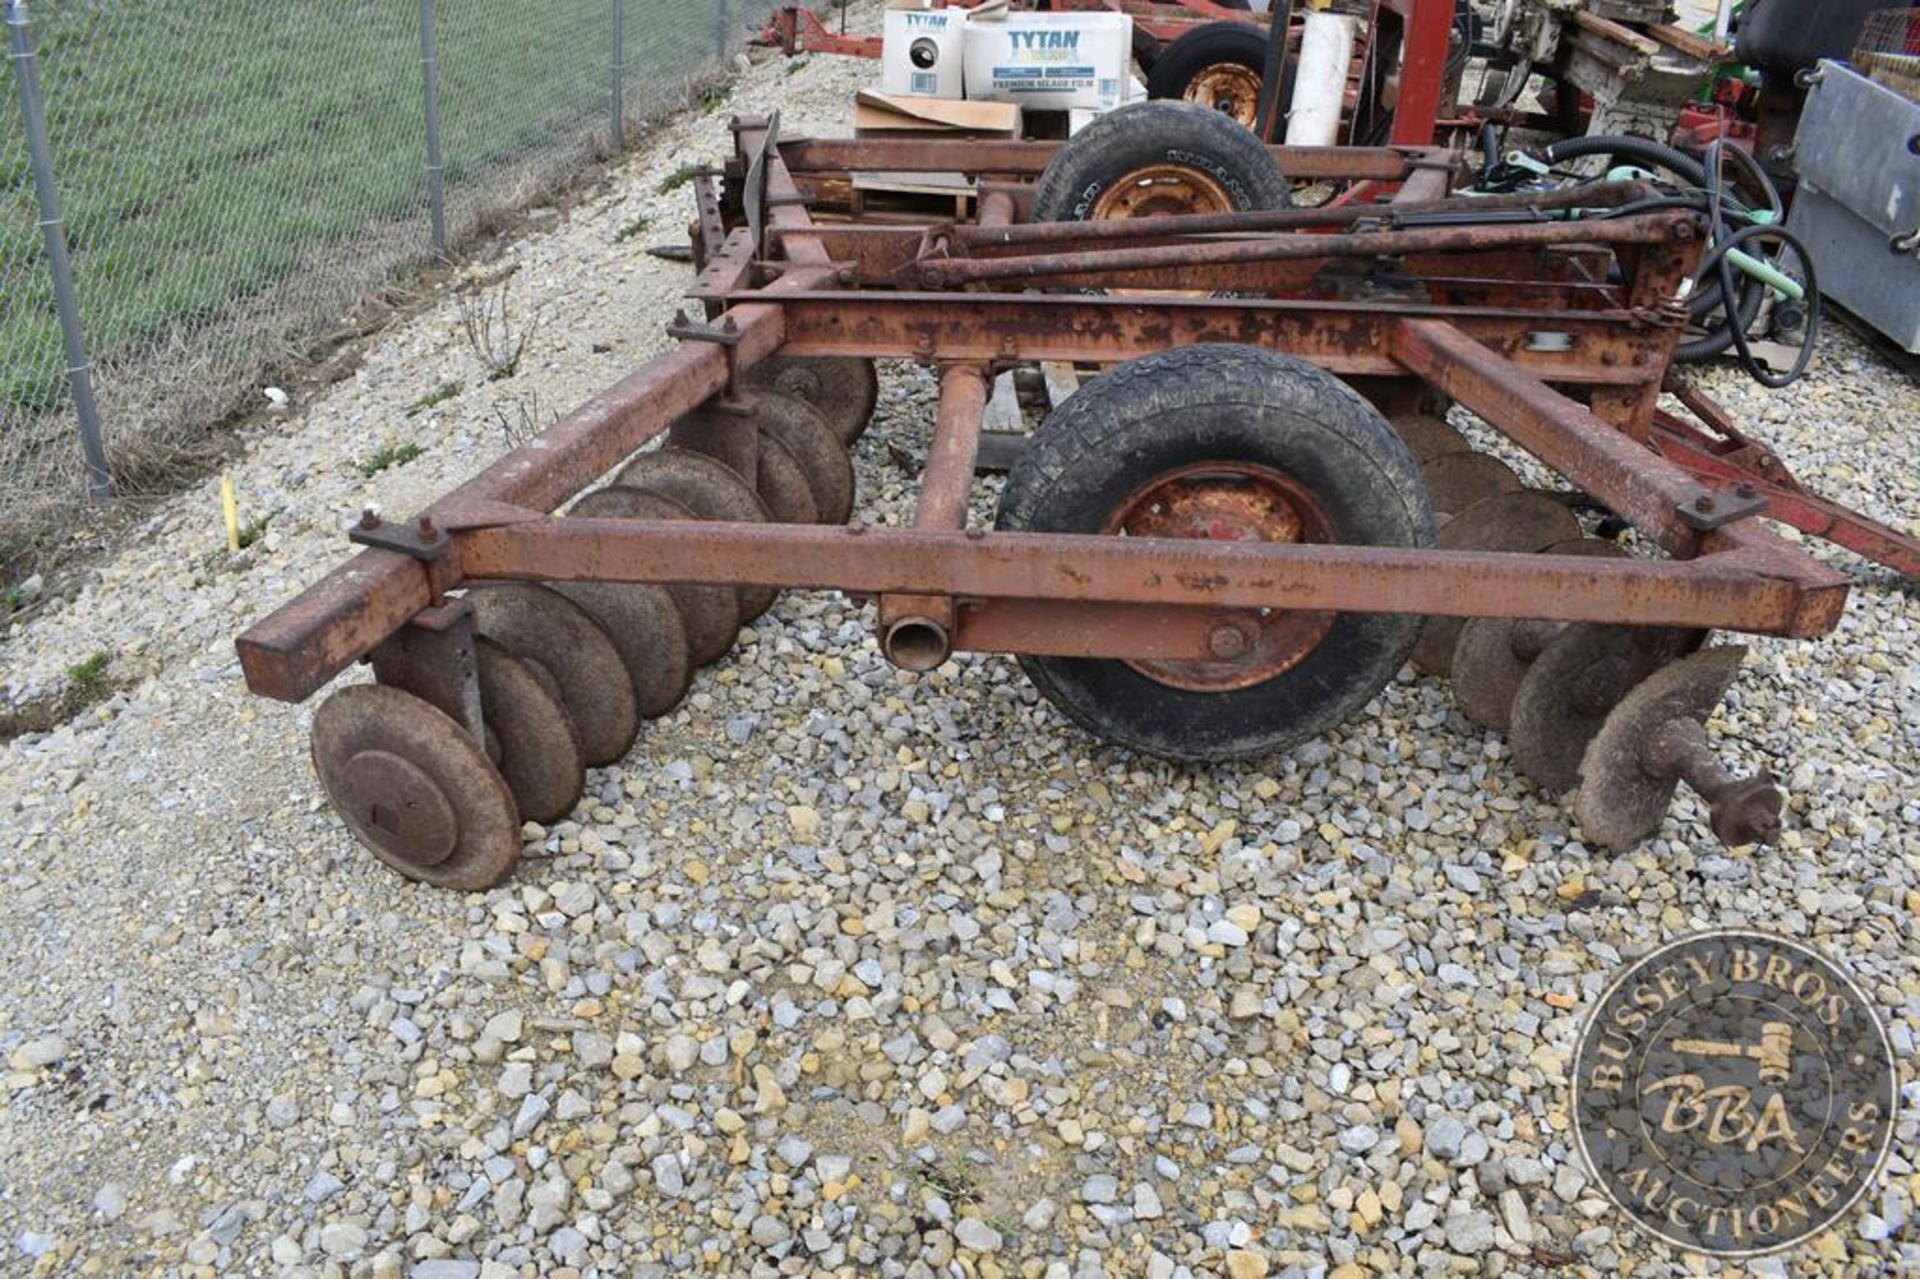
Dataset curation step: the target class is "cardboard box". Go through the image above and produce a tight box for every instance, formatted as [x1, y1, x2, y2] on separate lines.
[880, 2, 966, 98]
[853, 90, 1022, 138]
[963, 6, 1132, 111]
[1067, 76, 1146, 135]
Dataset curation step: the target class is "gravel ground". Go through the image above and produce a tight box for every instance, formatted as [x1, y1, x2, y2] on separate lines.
[2, 11, 1917, 1276]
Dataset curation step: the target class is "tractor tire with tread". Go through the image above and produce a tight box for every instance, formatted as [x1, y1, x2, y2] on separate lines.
[1031, 100, 1290, 224]
[995, 344, 1435, 761]
[1145, 21, 1292, 130]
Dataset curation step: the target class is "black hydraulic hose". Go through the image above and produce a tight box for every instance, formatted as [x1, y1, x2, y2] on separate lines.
[1540, 135, 1737, 319]
[1676, 139, 1784, 363]
[1675, 261, 1767, 361]
[1540, 134, 1709, 189]
[1474, 133, 1812, 382]
[1698, 221, 1821, 387]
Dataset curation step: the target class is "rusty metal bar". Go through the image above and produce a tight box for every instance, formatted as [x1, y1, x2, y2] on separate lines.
[764, 291, 1663, 383]
[915, 365, 991, 532]
[878, 362, 991, 659]
[447, 515, 1837, 637]
[1390, 318, 1719, 551]
[905, 210, 1700, 288]
[779, 137, 1443, 181]
[948, 180, 1659, 248]
[950, 600, 1237, 661]
[781, 225, 1624, 300]
[238, 131, 838, 704]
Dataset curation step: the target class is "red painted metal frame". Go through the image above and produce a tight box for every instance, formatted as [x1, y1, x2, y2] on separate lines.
[236, 124, 1854, 708]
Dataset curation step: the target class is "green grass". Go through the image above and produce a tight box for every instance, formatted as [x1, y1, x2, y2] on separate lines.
[235, 511, 272, 550]
[358, 441, 425, 478]
[64, 651, 112, 710]
[613, 213, 652, 243]
[1, 0, 743, 413]
[405, 381, 462, 417]
[658, 162, 702, 195]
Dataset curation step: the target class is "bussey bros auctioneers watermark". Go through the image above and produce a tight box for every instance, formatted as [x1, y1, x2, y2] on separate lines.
[1572, 929, 1897, 1257]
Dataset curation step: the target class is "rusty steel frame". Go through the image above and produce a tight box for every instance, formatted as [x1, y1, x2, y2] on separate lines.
[237, 124, 1853, 709]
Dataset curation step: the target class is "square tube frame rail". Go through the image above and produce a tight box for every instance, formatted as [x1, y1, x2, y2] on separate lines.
[236, 128, 1849, 705]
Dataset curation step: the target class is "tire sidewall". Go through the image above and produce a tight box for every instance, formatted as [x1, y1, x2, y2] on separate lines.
[997, 346, 1433, 761]
[1033, 101, 1290, 224]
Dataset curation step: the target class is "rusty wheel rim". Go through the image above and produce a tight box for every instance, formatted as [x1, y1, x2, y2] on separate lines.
[1182, 62, 1262, 128]
[1091, 162, 1235, 221]
[1090, 163, 1236, 299]
[1101, 460, 1337, 692]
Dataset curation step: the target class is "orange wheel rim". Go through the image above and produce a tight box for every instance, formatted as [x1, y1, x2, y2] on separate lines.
[1101, 460, 1338, 691]
[1088, 163, 1235, 296]
[1182, 61, 1262, 129]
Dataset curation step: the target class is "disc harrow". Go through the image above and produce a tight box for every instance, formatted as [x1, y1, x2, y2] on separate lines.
[236, 103, 1914, 890]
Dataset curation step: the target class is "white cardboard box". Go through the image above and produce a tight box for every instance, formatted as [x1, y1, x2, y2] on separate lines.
[1067, 76, 1146, 134]
[880, 3, 967, 99]
[963, 8, 1133, 111]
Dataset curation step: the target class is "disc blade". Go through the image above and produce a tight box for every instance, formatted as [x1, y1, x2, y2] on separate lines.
[570, 484, 741, 668]
[615, 448, 777, 622]
[1420, 450, 1522, 517]
[745, 355, 880, 446]
[1388, 411, 1470, 463]
[312, 683, 520, 891]
[1451, 616, 1558, 731]
[753, 390, 856, 524]
[467, 583, 639, 767]
[551, 580, 692, 719]
[475, 638, 585, 824]
[1411, 490, 1584, 675]
[1575, 646, 1747, 851]
[1508, 623, 1701, 793]
[754, 429, 821, 525]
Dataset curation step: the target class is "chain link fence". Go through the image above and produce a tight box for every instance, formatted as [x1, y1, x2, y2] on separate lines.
[1, 0, 779, 564]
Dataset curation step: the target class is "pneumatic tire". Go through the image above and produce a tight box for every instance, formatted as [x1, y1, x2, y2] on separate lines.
[1145, 21, 1292, 132]
[995, 345, 1435, 762]
[1031, 100, 1290, 224]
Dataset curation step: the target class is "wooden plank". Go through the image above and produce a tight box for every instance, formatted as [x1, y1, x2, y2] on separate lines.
[1040, 362, 1081, 410]
[973, 431, 1029, 474]
[984, 371, 1024, 433]
[1647, 22, 1728, 62]
[1571, 10, 1662, 58]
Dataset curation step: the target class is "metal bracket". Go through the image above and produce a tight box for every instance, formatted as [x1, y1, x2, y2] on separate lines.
[369, 598, 486, 743]
[666, 309, 752, 412]
[1677, 482, 1769, 531]
[685, 226, 759, 301]
[349, 509, 460, 602]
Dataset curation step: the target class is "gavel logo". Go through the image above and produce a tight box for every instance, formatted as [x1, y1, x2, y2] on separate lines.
[1670, 1020, 1796, 1085]
[1644, 1022, 1807, 1155]
[1572, 930, 1897, 1258]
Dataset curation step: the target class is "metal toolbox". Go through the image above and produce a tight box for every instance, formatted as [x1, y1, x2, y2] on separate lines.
[1787, 58, 1920, 351]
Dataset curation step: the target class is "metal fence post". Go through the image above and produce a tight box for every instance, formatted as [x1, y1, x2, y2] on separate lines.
[610, 0, 625, 152]
[418, 0, 446, 256]
[6, 0, 110, 498]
